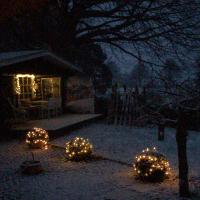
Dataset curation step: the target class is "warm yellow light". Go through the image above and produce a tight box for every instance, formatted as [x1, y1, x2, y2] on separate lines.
[14, 74, 37, 96]
[26, 127, 49, 149]
[133, 147, 170, 182]
[66, 137, 93, 161]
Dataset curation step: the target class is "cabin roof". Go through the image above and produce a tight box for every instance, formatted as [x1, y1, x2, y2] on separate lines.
[0, 50, 83, 73]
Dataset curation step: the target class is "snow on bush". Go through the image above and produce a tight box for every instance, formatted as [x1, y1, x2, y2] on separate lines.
[66, 137, 93, 161]
[26, 127, 49, 149]
[133, 147, 170, 182]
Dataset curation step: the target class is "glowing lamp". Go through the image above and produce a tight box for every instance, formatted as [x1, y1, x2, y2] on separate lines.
[66, 137, 93, 161]
[133, 147, 170, 182]
[26, 127, 49, 149]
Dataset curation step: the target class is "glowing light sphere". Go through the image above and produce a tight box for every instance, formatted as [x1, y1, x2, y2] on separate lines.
[26, 127, 49, 149]
[66, 137, 93, 161]
[133, 147, 170, 182]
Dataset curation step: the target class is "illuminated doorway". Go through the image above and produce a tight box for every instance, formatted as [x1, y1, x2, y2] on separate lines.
[41, 77, 61, 100]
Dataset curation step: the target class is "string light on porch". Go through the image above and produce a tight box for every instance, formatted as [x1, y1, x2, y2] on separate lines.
[14, 74, 37, 97]
[26, 127, 49, 149]
[15, 75, 21, 95]
[66, 137, 93, 161]
[133, 147, 171, 182]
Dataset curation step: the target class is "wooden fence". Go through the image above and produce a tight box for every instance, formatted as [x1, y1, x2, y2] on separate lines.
[106, 85, 166, 140]
[107, 85, 148, 126]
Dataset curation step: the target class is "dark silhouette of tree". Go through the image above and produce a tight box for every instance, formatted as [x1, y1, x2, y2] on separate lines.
[0, 1, 200, 197]
[176, 109, 190, 197]
[0, 0, 48, 22]
[129, 59, 150, 87]
[192, 57, 200, 94]
[0, 0, 200, 59]
[163, 59, 181, 82]
[149, 71, 200, 197]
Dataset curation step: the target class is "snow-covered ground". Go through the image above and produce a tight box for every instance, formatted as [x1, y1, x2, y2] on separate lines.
[0, 122, 200, 200]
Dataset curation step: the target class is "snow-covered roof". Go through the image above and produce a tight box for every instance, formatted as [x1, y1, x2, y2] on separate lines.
[0, 50, 83, 73]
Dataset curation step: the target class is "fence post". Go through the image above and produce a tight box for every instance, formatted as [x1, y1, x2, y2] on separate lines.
[158, 122, 165, 141]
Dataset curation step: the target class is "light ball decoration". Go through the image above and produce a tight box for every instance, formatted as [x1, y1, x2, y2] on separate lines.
[26, 127, 49, 149]
[66, 137, 93, 161]
[133, 147, 170, 182]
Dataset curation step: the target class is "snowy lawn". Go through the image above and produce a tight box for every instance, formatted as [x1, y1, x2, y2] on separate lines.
[0, 122, 200, 200]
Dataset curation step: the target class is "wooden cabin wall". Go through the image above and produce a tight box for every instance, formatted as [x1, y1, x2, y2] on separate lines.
[0, 75, 13, 98]
[0, 59, 91, 113]
[63, 75, 95, 114]
[66, 76, 94, 103]
[0, 75, 15, 111]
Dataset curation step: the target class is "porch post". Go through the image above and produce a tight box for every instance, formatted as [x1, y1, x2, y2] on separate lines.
[61, 75, 68, 113]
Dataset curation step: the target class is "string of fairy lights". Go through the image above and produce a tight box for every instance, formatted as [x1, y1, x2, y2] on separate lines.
[14, 74, 37, 97]
[26, 127, 49, 150]
[133, 147, 171, 181]
[25, 128, 171, 182]
[66, 137, 93, 161]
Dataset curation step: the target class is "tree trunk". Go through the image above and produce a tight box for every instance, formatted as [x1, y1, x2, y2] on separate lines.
[176, 111, 190, 197]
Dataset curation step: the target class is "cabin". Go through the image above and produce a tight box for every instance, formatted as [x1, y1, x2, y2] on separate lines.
[0, 50, 99, 132]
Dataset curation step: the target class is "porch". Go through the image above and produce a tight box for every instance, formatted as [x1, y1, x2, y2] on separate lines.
[9, 74, 63, 120]
[11, 114, 103, 136]
[0, 50, 95, 123]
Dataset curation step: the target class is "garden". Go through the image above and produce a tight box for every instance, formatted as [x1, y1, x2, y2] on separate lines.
[0, 122, 200, 200]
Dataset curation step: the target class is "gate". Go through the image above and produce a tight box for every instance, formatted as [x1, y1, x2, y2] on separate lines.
[107, 85, 147, 126]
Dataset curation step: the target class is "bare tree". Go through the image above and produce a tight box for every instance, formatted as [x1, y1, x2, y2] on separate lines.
[59, 0, 200, 59]
[1, 0, 200, 59]
[1, 1, 200, 197]
[149, 70, 200, 197]
[176, 109, 190, 197]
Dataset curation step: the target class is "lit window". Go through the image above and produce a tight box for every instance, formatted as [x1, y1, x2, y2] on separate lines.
[14, 74, 36, 99]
